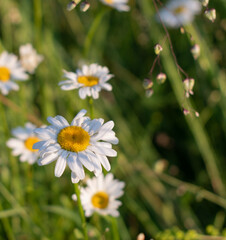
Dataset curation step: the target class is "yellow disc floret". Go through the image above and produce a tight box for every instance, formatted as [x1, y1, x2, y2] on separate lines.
[77, 76, 99, 87]
[24, 136, 40, 152]
[57, 126, 90, 152]
[173, 6, 186, 14]
[91, 191, 109, 209]
[0, 67, 10, 82]
[104, 0, 113, 4]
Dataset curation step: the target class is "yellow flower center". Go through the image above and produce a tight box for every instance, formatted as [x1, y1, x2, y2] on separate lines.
[91, 191, 109, 209]
[57, 126, 90, 152]
[0, 67, 10, 82]
[77, 76, 99, 87]
[104, 0, 113, 4]
[24, 137, 40, 152]
[173, 6, 186, 14]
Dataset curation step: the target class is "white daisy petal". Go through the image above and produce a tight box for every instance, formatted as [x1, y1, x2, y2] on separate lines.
[158, 0, 201, 28]
[71, 172, 80, 183]
[38, 151, 60, 166]
[19, 43, 43, 74]
[97, 154, 111, 171]
[60, 63, 113, 100]
[76, 174, 125, 217]
[33, 111, 118, 183]
[54, 151, 68, 177]
[77, 152, 94, 172]
[67, 154, 85, 180]
[7, 122, 44, 165]
[0, 51, 28, 95]
[88, 145, 117, 157]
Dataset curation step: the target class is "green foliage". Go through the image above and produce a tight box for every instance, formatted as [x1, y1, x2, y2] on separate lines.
[0, 0, 226, 239]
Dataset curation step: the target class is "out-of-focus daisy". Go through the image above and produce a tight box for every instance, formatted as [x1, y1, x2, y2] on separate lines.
[74, 173, 125, 217]
[99, 0, 130, 12]
[33, 109, 118, 183]
[19, 44, 43, 74]
[0, 51, 28, 95]
[158, 0, 201, 28]
[59, 63, 113, 99]
[7, 123, 42, 164]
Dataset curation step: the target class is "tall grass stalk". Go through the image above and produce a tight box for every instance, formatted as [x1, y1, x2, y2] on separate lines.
[74, 183, 88, 240]
[140, 0, 226, 197]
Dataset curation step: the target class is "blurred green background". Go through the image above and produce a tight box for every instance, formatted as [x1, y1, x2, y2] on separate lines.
[0, 0, 226, 239]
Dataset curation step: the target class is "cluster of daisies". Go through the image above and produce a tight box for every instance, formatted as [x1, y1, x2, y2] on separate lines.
[6, 45, 124, 216]
[4, 0, 208, 223]
[0, 43, 43, 95]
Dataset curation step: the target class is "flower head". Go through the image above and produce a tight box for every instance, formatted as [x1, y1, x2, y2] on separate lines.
[59, 63, 113, 99]
[19, 44, 43, 74]
[33, 109, 119, 183]
[0, 51, 28, 95]
[78, 173, 125, 217]
[99, 0, 130, 12]
[158, 0, 201, 28]
[7, 123, 42, 164]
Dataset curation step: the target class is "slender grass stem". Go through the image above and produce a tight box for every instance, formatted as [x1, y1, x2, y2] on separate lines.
[74, 183, 88, 240]
[111, 217, 120, 240]
[136, 162, 226, 209]
[33, 0, 42, 49]
[140, 0, 226, 197]
[84, 8, 108, 58]
[0, 203, 15, 240]
[88, 97, 94, 118]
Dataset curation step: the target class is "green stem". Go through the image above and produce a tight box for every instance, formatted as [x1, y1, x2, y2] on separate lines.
[185, 24, 226, 128]
[88, 97, 94, 118]
[74, 184, 88, 240]
[140, 0, 226, 197]
[111, 217, 120, 240]
[33, 0, 42, 49]
[84, 8, 108, 58]
[0, 203, 15, 240]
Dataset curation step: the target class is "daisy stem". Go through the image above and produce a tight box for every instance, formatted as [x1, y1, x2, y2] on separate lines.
[88, 97, 94, 119]
[74, 183, 88, 240]
[111, 217, 120, 240]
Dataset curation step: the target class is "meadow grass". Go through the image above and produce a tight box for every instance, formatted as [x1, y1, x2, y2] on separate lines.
[0, 0, 226, 239]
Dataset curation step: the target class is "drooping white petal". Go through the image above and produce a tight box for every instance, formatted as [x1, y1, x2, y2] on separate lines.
[54, 151, 68, 177]
[38, 151, 61, 166]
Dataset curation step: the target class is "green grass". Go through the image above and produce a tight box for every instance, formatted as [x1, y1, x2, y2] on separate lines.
[0, 0, 226, 239]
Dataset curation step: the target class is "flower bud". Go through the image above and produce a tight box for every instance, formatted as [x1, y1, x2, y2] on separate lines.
[183, 108, 190, 115]
[143, 78, 153, 89]
[145, 88, 154, 98]
[195, 112, 199, 117]
[67, 1, 77, 11]
[154, 44, 163, 55]
[191, 44, 200, 59]
[205, 9, 216, 22]
[183, 78, 195, 98]
[200, 0, 209, 7]
[156, 73, 166, 84]
[137, 233, 145, 240]
[180, 27, 185, 34]
[80, 1, 90, 12]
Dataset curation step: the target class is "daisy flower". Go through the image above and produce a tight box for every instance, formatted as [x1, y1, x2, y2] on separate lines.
[99, 0, 130, 12]
[7, 123, 42, 164]
[59, 63, 113, 99]
[158, 0, 201, 28]
[33, 109, 119, 183]
[75, 173, 125, 217]
[19, 43, 43, 74]
[0, 51, 28, 95]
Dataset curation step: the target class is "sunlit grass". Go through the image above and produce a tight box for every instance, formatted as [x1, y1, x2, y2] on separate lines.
[0, 0, 226, 239]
